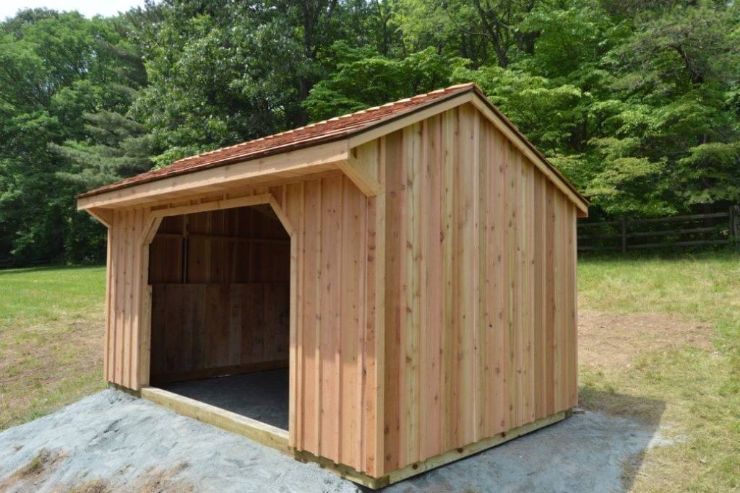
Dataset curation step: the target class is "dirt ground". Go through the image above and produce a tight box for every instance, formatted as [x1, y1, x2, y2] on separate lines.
[578, 309, 713, 369]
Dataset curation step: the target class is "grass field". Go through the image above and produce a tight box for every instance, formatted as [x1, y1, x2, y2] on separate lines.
[577, 251, 739, 492]
[0, 266, 107, 429]
[0, 252, 738, 492]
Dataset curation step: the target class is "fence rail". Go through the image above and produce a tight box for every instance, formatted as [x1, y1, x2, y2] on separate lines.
[577, 206, 739, 252]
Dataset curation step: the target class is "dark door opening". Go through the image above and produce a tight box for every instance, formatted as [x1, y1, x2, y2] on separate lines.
[147, 203, 290, 430]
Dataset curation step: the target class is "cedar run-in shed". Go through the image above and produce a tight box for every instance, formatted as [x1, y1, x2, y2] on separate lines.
[78, 83, 588, 488]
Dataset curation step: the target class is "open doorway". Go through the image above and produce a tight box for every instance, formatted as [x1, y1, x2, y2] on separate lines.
[147, 203, 290, 431]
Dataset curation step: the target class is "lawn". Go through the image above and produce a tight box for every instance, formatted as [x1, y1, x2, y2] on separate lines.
[0, 253, 737, 492]
[577, 251, 739, 492]
[0, 266, 107, 430]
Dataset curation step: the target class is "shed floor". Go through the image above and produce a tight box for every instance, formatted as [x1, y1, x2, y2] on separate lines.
[161, 368, 289, 430]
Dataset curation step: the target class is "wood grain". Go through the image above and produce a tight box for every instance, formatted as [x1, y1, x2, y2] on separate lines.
[380, 103, 579, 473]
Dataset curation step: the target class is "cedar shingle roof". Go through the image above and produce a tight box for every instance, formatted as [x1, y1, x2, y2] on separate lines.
[78, 83, 477, 199]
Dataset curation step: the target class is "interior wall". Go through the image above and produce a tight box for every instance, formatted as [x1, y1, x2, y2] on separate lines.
[148, 206, 290, 384]
[380, 103, 578, 473]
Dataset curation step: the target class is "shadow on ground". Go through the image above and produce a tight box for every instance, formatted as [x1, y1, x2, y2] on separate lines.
[577, 388, 666, 493]
[0, 390, 666, 493]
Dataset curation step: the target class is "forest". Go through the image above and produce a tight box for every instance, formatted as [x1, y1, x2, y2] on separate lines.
[0, 0, 737, 266]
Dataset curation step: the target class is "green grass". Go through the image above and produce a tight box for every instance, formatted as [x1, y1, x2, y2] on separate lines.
[578, 251, 739, 492]
[579, 251, 739, 346]
[0, 265, 107, 430]
[0, 265, 106, 327]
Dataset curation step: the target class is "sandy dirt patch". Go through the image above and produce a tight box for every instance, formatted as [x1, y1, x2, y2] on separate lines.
[0, 310, 694, 492]
[0, 449, 65, 492]
[578, 309, 713, 368]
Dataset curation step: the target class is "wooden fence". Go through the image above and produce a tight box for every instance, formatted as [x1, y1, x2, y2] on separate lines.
[2, 209, 738, 266]
[578, 206, 740, 252]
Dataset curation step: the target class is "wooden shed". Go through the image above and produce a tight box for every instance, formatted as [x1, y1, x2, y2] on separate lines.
[77, 83, 587, 488]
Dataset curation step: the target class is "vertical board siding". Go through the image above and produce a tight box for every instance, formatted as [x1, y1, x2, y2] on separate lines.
[280, 172, 380, 475]
[339, 173, 365, 468]
[381, 103, 578, 472]
[146, 205, 291, 383]
[419, 115, 443, 459]
[299, 178, 322, 454]
[318, 174, 342, 462]
[106, 208, 150, 389]
[103, 101, 578, 481]
[149, 283, 289, 382]
[149, 206, 291, 285]
[383, 130, 404, 472]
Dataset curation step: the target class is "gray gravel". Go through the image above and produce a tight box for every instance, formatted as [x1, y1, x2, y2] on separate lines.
[0, 390, 666, 492]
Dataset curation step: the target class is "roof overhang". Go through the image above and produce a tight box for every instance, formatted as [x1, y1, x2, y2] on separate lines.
[77, 139, 349, 211]
[77, 86, 588, 218]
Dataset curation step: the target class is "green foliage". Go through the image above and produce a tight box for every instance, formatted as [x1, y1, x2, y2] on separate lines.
[52, 111, 153, 188]
[453, 65, 589, 153]
[450, 1, 739, 216]
[518, 1, 628, 79]
[0, 1, 738, 265]
[305, 44, 467, 120]
[676, 141, 740, 205]
[129, 0, 358, 161]
[0, 10, 147, 265]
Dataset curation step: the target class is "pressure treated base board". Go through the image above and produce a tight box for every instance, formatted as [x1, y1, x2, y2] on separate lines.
[297, 410, 569, 489]
[385, 411, 569, 486]
[140, 386, 290, 454]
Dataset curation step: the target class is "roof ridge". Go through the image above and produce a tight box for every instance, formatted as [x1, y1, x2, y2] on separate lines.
[170, 83, 475, 167]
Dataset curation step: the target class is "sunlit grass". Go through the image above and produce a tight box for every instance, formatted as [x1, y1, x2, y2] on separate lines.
[578, 251, 739, 344]
[0, 265, 106, 430]
[0, 265, 106, 326]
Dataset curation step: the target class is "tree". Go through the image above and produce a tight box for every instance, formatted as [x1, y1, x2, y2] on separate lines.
[0, 11, 149, 264]
[597, 4, 740, 212]
[305, 44, 466, 121]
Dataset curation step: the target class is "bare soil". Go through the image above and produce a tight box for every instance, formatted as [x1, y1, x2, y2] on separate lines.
[0, 310, 698, 492]
[65, 465, 195, 493]
[578, 309, 713, 369]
